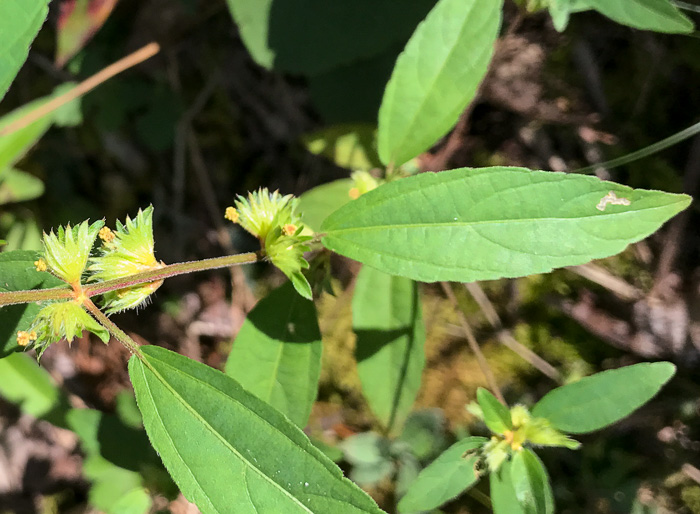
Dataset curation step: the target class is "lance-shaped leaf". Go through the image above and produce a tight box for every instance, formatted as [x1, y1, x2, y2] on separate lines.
[510, 449, 554, 514]
[587, 0, 693, 34]
[491, 459, 525, 514]
[0, 1, 50, 102]
[225, 0, 434, 74]
[377, 0, 502, 166]
[477, 388, 512, 434]
[353, 267, 425, 434]
[0, 168, 44, 204]
[321, 167, 691, 283]
[397, 436, 487, 513]
[129, 346, 382, 514]
[225, 280, 322, 428]
[56, 0, 119, 67]
[0, 250, 65, 357]
[532, 362, 675, 434]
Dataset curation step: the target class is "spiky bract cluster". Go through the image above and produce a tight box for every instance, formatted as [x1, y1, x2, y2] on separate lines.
[42, 220, 104, 284]
[89, 206, 164, 313]
[225, 189, 312, 299]
[20, 302, 109, 358]
[228, 188, 301, 240]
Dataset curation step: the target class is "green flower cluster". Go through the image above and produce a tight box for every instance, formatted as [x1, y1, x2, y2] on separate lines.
[20, 207, 163, 357]
[225, 188, 313, 299]
[468, 389, 580, 474]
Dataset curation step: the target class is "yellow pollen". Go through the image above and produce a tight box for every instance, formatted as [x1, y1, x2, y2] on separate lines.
[282, 224, 297, 236]
[224, 207, 239, 223]
[348, 188, 360, 200]
[34, 258, 47, 272]
[99, 227, 115, 243]
[16, 331, 30, 346]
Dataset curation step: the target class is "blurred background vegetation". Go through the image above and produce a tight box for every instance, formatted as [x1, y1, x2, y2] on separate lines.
[1, 0, 700, 512]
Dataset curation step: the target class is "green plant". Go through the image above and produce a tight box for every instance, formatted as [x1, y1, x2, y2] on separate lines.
[0, 0, 697, 513]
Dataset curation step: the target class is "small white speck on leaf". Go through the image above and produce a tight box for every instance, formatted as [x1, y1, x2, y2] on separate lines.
[596, 191, 631, 211]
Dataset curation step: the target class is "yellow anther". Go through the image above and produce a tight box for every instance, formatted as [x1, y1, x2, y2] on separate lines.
[348, 188, 360, 200]
[282, 224, 297, 236]
[34, 258, 47, 272]
[98, 226, 115, 244]
[224, 207, 239, 223]
[16, 331, 31, 347]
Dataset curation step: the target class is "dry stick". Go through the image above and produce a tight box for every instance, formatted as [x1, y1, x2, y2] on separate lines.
[440, 281, 506, 404]
[0, 42, 160, 137]
[187, 131, 257, 312]
[464, 282, 562, 383]
[653, 134, 700, 293]
[683, 463, 700, 485]
[566, 263, 643, 301]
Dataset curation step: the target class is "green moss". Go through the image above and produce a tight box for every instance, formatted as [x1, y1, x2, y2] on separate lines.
[681, 485, 700, 514]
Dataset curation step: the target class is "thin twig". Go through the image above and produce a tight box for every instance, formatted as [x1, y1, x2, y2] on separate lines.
[464, 282, 562, 383]
[683, 463, 700, 485]
[440, 281, 505, 404]
[566, 263, 643, 301]
[83, 298, 143, 357]
[186, 131, 257, 312]
[0, 42, 160, 137]
[0, 251, 263, 307]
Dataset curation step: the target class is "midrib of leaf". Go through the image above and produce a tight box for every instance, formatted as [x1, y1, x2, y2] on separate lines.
[135, 361, 216, 513]
[382, 0, 494, 163]
[135, 356, 314, 513]
[326, 202, 685, 235]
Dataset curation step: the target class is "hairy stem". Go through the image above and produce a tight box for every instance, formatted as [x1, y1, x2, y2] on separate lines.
[83, 298, 143, 357]
[0, 251, 263, 307]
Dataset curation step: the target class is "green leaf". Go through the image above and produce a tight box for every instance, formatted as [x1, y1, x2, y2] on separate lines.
[129, 346, 383, 514]
[548, 0, 592, 31]
[531, 362, 675, 434]
[303, 124, 381, 171]
[299, 179, 354, 233]
[377, 0, 503, 166]
[67, 408, 155, 514]
[0, 83, 82, 171]
[0, 250, 66, 357]
[510, 450, 554, 514]
[225, 280, 322, 428]
[0, 1, 50, 102]
[353, 267, 426, 434]
[491, 459, 525, 514]
[340, 432, 394, 487]
[321, 167, 691, 283]
[225, 0, 435, 74]
[0, 167, 44, 204]
[398, 409, 447, 461]
[477, 388, 512, 434]
[588, 0, 693, 33]
[0, 352, 59, 418]
[397, 436, 487, 513]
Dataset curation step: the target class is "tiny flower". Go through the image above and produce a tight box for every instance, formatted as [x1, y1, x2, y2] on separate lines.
[282, 224, 297, 236]
[224, 206, 239, 223]
[41, 220, 105, 285]
[34, 259, 47, 272]
[227, 188, 301, 240]
[24, 301, 109, 358]
[89, 206, 165, 314]
[99, 226, 116, 243]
